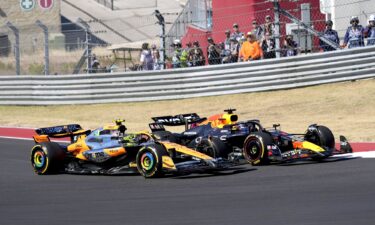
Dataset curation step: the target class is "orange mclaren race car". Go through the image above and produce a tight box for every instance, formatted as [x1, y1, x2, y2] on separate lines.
[30, 120, 235, 178]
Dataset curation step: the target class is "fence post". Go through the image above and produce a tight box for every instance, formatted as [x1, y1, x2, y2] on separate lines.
[155, 10, 166, 69]
[6, 22, 20, 75]
[78, 18, 92, 74]
[276, 2, 340, 50]
[272, 0, 281, 58]
[35, 20, 50, 75]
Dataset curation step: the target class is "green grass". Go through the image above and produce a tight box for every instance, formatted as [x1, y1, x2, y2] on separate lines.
[0, 79, 374, 141]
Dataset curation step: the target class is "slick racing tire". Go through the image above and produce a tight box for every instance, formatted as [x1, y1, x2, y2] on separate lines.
[136, 143, 167, 178]
[196, 137, 230, 158]
[31, 142, 66, 175]
[305, 125, 335, 159]
[243, 132, 273, 165]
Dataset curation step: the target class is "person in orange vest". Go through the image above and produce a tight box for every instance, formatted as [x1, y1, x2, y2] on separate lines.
[238, 32, 262, 61]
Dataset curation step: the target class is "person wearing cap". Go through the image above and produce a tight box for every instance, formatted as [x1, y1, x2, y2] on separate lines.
[251, 19, 264, 41]
[319, 20, 340, 52]
[221, 30, 232, 63]
[171, 39, 182, 68]
[224, 29, 231, 51]
[343, 16, 365, 48]
[239, 32, 262, 61]
[180, 42, 192, 67]
[191, 41, 205, 66]
[282, 35, 298, 57]
[263, 15, 275, 37]
[231, 23, 243, 43]
[364, 15, 375, 46]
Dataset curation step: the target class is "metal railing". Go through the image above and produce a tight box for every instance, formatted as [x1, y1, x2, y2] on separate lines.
[0, 46, 374, 105]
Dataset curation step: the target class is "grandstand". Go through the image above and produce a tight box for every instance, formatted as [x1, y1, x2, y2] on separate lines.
[61, 0, 185, 45]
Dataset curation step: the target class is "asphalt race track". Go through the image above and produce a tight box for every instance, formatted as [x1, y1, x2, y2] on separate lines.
[1, 138, 375, 225]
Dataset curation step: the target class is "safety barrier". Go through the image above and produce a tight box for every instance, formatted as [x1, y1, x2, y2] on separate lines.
[1, 46, 375, 105]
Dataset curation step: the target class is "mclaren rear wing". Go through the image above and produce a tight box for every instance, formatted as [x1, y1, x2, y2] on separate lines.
[151, 113, 207, 130]
[34, 124, 89, 143]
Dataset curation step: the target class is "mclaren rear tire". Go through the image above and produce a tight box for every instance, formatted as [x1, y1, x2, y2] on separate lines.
[30, 142, 66, 175]
[243, 132, 273, 165]
[136, 143, 167, 178]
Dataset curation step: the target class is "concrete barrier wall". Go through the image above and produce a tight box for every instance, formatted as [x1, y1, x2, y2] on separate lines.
[1, 46, 375, 105]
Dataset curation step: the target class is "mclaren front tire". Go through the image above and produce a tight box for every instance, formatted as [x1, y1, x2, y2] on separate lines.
[136, 143, 167, 178]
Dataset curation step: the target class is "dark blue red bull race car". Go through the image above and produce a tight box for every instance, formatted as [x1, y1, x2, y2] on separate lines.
[150, 109, 352, 165]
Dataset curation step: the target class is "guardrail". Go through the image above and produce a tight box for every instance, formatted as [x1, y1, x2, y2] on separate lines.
[1, 46, 375, 105]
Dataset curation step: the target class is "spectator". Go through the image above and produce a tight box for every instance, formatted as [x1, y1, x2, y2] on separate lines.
[218, 42, 230, 64]
[231, 23, 243, 43]
[282, 35, 298, 57]
[238, 35, 247, 49]
[140, 43, 154, 70]
[91, 54, 100, 73]
[180, 42, 192, 67]
[239, 32, 262, 61]
[364, 15, 375, 46]
[110, 64, 119, 73]
[172, 39, 182, 68]
[191, 41, 205, 66]
[251, 19, 263, 41]
[229, 37, 240, 63]
[343, 16, 365, 48]
[207, 37, 221, 65]
[263, 15, 275, 37]
[319, 20, 340, 52]
[224, 29, 231, 51]
[261, 32, 276, 59]
[151, 44, 161, 70]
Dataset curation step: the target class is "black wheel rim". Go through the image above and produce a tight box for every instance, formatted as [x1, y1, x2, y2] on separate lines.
[245, 140, 262, 160]
[202, 145, 216, 158]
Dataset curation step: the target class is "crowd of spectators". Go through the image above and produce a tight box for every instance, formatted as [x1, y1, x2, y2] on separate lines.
[138, 14, 375, 71]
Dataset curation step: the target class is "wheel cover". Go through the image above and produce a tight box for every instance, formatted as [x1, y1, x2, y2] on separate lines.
[33, 151, 46, 168]
[246, 140, 262, 160]
[140, 152, 155, 171]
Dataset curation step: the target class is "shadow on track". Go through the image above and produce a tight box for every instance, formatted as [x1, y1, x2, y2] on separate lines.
[274, 156, 359, 167]
[169, 167, 256, 179]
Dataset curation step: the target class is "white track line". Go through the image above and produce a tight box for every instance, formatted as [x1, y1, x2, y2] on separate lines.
[0, 126, 36, 129]
[0, 136, 35, 141]
[331, 151, 375, 159]
[0, 136, 70, 143]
